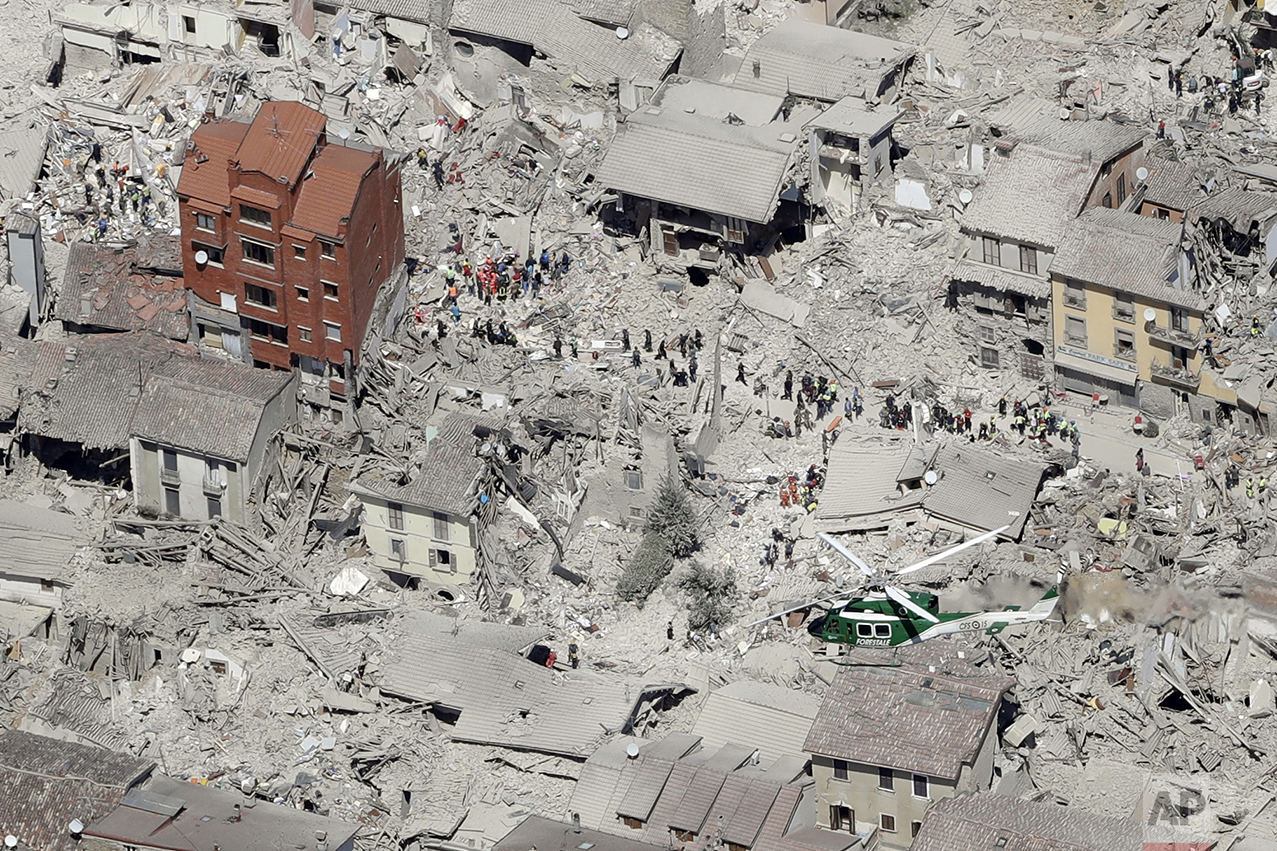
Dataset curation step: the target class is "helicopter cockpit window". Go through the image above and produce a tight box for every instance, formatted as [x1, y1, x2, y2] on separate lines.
[874, 624, 891, 638]
[856, 623, 873, 637]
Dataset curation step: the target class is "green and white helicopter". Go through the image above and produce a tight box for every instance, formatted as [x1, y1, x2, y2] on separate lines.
[747, 526, 1060, 648]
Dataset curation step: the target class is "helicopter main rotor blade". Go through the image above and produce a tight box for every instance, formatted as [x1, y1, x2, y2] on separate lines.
[894, 525, 1010, 577]
[741, 593, 848, 628]
[817, 533, 877, 580]
[885, 585, 941, 623]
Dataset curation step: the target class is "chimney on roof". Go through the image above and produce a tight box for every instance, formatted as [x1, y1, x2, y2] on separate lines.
[232, 805, 241, 823]
[752, 59, 761, 78]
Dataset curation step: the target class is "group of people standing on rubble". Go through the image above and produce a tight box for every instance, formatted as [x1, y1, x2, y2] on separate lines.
[76, 145, 162, 240]
[777, 465, 825, 514]
[880, 393, 1083, 450]
[1166, 48, 1272, 118]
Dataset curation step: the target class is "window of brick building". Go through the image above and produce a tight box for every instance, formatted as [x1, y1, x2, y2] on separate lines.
[192, 241, 224, 265]
[241, 239, 275, 268]
[248, 318, 287, 344]
[239, 204, 272, 227]
[245, 283, 277, 309]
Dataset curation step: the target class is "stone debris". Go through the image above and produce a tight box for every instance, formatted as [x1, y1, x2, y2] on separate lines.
[0, 0, 1274, 848]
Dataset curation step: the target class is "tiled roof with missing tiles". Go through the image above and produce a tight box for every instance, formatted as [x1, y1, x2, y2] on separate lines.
[1051, 208, 1201, 310]
[55, 239, 188, 340]
[987, 98, 1146, 164]
[129, 359, 294, 462]
[290, 143, 377, 238]
[961, 145, 1096, 249]
[233, 101, 326, 189]
[0, 730, 154, 851]
[178, 119, 249, 206]
[803, 646, 1011, 779]
[18, 332, 194, 450]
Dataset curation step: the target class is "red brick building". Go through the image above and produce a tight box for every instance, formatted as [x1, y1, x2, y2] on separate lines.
[176, 100, 404, 414]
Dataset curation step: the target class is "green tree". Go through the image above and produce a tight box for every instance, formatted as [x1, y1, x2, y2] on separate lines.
[617, 531, 675, 604]
[679, 561, 738, 632]
[644, 474, 700, 558]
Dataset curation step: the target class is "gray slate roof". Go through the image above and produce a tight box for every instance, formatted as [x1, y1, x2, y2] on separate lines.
[19, 332, 191, 451]
[0, 730, 154, 851]
[1051, 208, 1201, 310]
[911, 793, 1149, 851]
[597, 100, 803, 223]
[961, 145, 1096, 249]
[988, 98, 1145, 164]
[806, 97, 901, 137]
[353, 440, 484, 515]
[130, 359, 294, 462]
[570, 735, 808, 849]
[732, 18, 915, 102]
[378, 619, 686, 757]
[692, 680, 821, 763]
[923, 442, 1045, 540]
[803, 646, 1011, 779]
[0, 499, 84, 583]
[449, 0, 679, 82]
[86, 774, 357, 851]
[815, 438, 925, 530]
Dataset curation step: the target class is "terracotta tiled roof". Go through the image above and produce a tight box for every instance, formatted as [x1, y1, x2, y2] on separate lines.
[178, 119, 249, 207]
[0, 730, 154, 851]
[290, 143, 376, 238]
[234, 101, 326, 189]
[55, 240, 188, 340]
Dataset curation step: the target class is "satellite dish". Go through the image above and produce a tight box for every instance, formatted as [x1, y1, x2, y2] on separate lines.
[616, 26, 629, 39]
[626, 743, 641, 758]
[957, 188, 973, 204]
[1143, 308, 1158, 322]
[194, 250, 209, 265]
[1136, 166, 1149, 181]
[924, 470, 939, 485]
[68, 821, 84, 836]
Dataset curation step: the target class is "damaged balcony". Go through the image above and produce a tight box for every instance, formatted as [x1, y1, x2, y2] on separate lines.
[1144, 321, 1201, 350]
[1150, 362, 1201, 390]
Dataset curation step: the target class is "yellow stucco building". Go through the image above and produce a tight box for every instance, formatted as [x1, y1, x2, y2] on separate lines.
[1049, 208, 1226, 419]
